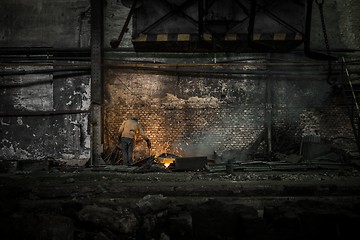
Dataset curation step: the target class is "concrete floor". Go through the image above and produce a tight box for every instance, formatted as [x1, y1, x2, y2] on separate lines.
[1, 165, 360, 239]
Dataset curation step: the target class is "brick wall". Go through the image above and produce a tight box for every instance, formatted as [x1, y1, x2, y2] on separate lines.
[104, 70, 355, 162]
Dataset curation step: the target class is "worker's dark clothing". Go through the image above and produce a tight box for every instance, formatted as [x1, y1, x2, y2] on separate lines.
[118, 119, 150, 165]
[120, 137, 135, 165]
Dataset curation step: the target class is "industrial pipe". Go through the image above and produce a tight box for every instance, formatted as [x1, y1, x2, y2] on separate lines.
[0, 67, 90, 76]
[0, 47, 91, 62]
[0, 47, 90, 55]
[0, 109, 90, 117]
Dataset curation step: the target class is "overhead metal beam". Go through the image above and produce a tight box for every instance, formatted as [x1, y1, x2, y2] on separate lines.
[234, 0, 250, 16]
[225, 0, 250, 34]
[110, 0, 138, 48]
[158, 0, 198, 26]
[0, 109, 89, 117]
[136, 0, 196, 36]
[198, 0, 204, 40]
[248, 0, 304, 51]
[247, 0, 303, 34]
[0, 67, 90, 76]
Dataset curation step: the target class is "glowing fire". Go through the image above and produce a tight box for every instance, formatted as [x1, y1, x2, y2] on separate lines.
[150, 140, 191, 168]
[158, 157, 175, 168]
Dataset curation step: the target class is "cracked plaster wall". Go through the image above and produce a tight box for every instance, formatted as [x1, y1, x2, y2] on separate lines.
[0, 66, 91, 163]
[0, 0, 91, 163]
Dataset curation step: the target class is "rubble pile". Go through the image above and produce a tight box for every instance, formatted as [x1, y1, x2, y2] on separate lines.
[1, 193, 360, 240]
[0, 167, 360, 239]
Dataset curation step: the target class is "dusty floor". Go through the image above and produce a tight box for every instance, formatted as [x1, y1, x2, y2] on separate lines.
[1, 164, 360, 239]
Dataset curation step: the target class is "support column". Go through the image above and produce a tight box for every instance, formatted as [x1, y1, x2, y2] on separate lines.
[90, 0, 104, 165]
[265, 56, 273, 155]
[198, 0, 204, 40]
[265, 77, 273, 154]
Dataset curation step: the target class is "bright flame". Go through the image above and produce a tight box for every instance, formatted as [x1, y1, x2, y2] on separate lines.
[158, 157, 175, 168]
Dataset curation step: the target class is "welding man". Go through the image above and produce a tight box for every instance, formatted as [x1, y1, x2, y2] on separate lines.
[118, 116, 151, 166]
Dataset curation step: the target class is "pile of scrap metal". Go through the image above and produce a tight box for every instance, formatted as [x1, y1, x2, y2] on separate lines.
[132, 153, 208, 172]
[207, 159, 358, 173]
[102, 133, 358, 173]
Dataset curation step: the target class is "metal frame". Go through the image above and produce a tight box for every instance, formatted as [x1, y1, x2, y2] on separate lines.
[248, 0, 304, 51]
[130, 0, 308, 52]
[134, 0, 197, 37]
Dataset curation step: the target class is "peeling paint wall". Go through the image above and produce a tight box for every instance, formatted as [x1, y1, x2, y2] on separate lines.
[0, 114, 90, 161]
[0, 66, 53, 111]
[0, 66, 91, 163]
[0, 0, 91, 164]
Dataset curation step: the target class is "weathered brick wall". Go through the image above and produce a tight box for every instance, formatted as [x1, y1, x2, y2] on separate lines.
[104, 70, 266, 160]
[106, 106, 265, 159]
[104, 70, 355, 162]
[272, 78, 354, 145]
